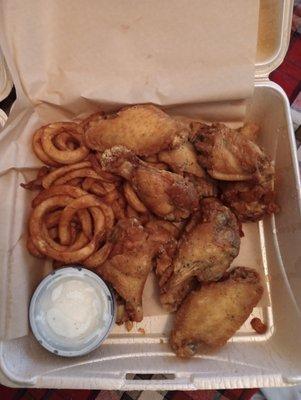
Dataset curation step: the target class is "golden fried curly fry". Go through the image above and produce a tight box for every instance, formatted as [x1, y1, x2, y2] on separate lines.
[53, 168, 105, 186]
[42, 161, 91, 188]
[58, 195, 102, 245]
[29, 195, 103, 263]
[21, 166, 51, 191]
[53, 131, 79, 150]
[32, 127, 61, 167]
[84, 104, 189, 156]
[32, 184, 87, 207]
[170, 267, 263, 358]
[27, 236, 45, 259]
[83, 242, 113, 269]
[102, 188, 120, 204]
[123, 182, 148, 214]
[110, 196, 127, 221]
[40, 122, 89, 165]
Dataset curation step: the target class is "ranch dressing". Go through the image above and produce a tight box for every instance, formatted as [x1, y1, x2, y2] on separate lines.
[30, 267, 115, 357]
[46, 279, 101, 339]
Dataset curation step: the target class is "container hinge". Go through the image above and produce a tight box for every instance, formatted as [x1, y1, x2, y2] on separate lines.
[254, 75, 270, 83]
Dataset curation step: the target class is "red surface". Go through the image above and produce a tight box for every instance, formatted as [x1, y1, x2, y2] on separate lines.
[270, 32, 301, 103]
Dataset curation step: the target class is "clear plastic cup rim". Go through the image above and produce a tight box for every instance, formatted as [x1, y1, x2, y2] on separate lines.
[29, 266, 116, 357]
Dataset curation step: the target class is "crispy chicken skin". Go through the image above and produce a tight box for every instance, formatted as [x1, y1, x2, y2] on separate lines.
[96, 218, 151, 322]
[192, 122, 279, 220]
[170, 267, 263, 358]
[192, 123, 274, 183]
[220, 180, 279, 222]
[160, 198, 241, 311]
[158, 142, 217, 199]
[238, 122, 260, 142]
[158, 142, 205, 178]
[84, 104, 189, 156]
[145, 219, 180, 288]
[96, 218, 177, 323]
[185, 173, 218, 199]
[101, 146, 199, 221]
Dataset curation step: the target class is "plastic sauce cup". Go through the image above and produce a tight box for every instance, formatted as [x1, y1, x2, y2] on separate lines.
[29, 266, 115, 357]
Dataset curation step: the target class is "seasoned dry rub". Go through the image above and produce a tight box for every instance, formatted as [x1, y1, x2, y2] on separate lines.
[84, 104, 189, 156]
[101, 146, 199, 221]
[157, 141, 217, 199]
[192, 123, 274, 184]
[185, 173, 218, 199]
[96, 218, 153, 322]
[158, 142, 205, 178]
[170, 267, 263, 358]
[191, 122, 279, 221]
[160, 198, 241, 311]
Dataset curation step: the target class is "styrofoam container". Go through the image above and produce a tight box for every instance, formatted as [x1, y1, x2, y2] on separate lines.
[0, 47, 13, 102]
[1, 0, 301, 390]
[0, 108, 7, 129]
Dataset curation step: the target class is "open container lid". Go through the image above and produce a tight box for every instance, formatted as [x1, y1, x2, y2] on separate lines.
[255, 0, 293, 78]
[0, 1, 293, 98]
[0, 0, 292, 114]
[0, 1, 294, 104]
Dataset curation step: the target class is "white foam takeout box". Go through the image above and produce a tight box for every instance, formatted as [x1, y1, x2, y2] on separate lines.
[1, 0, 301, 391]
[0, 47, 12, 129]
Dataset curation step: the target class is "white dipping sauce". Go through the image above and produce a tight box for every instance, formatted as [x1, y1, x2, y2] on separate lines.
[30, 267, 115, 357]
[46, 279, 101, 339]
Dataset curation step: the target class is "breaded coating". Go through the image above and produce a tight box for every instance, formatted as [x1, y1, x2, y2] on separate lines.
[170, 267, 263, 358]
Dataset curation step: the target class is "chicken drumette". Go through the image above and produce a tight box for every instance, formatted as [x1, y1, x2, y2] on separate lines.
[101, 146, 199, 221]
[170, 267, 263, 358]
[159, 198, 241, 311]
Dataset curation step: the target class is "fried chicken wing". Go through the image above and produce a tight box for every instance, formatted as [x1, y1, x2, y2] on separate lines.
[96, 217, 177, 323]
[145, 219, 180, 287]
[158, 142, 217, 199]
[101, 146, 199, 221]
[192, 123, 274, 183]
[160, 198, 240, 311]
[84, 105, 189, 156]
[221, 180, 280, 222]
[170, 267, 263, 358]
[158, 142, 205, 178]
[184, 173, 218, 199]
[238, 122, 260, 142]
